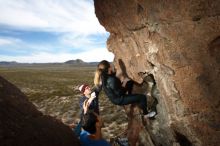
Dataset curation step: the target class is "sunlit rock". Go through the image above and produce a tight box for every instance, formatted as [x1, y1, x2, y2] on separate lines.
[94, 0, 220, 145]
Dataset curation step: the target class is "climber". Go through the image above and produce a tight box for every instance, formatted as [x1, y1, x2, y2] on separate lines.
[80, 111, 111, 146]
[73, 84, 99, 137]
[94, 60, 156, 120]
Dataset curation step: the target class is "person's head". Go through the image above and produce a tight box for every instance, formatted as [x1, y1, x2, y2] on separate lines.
[81, 112, 102, 134]
[79, 84, 91, 95]
[97, 60, 111, 73]
[94, 60, 115, 86]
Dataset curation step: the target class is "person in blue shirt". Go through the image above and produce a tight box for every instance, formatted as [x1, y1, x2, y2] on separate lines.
[73, 84, 99, 137]
[79, 84, 99, 114]
[80, 112, 111, 146]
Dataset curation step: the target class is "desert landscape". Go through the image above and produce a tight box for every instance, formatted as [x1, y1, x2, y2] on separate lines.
[0, 63, 128, 141]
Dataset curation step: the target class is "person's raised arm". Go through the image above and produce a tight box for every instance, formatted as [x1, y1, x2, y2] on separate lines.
[87, 92, 96, 106]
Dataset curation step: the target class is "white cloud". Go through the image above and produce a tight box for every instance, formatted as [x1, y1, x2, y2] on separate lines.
[0, 38, 14, 46]
[60, 34, 95, 48]
[0, 0, 112, 63]
[74, 48, 114, 62]
[0, 48, 114, 63]
[0, 37, 22, 46]
[0, 36, 56, 53]
[59, 33, 108, 49]
[0, 0, 106, 35]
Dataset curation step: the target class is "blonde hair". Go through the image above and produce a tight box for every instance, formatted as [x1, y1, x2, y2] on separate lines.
[94, 69, 102, 86]
[94, 60, 110, 86]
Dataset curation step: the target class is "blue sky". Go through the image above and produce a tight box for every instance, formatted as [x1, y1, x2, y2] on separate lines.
[0, 0, 114, 63]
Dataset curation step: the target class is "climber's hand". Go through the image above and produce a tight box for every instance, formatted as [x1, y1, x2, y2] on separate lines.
[122, 77, 130, 87]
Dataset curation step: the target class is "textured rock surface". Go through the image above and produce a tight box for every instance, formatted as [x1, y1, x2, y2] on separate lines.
[94, 0, 220, 146]
[0, 76, 80, 146]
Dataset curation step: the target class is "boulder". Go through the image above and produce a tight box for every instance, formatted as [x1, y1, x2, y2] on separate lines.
[0, 76, 80, 146]
[94, 0, 220, 145]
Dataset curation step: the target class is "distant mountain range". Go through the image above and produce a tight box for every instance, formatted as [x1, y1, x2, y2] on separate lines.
[64, 59, 86, 64]
[0, 59, 99, 67]
[0, 61, 18, 65]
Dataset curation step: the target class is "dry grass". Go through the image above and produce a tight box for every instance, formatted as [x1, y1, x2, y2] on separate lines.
[0, 65, 128, 140]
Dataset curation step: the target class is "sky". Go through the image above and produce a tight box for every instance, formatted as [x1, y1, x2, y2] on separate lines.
[0, 0, 114, 63]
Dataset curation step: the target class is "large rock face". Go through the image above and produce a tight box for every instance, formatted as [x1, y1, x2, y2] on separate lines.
[0, 76, 80, 146]
[94, 0, 220, 146]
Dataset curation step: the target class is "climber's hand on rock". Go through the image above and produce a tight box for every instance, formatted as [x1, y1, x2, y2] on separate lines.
[122, 77, 130, 87]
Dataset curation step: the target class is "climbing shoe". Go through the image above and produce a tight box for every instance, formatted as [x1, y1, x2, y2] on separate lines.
[144, 111, 156, 118]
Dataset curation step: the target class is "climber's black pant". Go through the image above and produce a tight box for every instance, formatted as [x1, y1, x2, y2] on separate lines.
[110, 94, 148, 115]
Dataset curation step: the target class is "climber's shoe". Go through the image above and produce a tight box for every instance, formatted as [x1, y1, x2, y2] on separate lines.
[144, 111, 156, 118]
